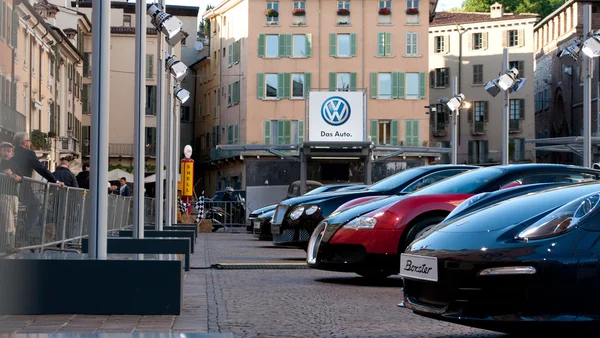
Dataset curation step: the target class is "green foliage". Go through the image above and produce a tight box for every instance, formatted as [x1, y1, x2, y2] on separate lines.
[30, 130, 47, 149]
[109, 164, 133, 174]
[461, 0, 566, 19]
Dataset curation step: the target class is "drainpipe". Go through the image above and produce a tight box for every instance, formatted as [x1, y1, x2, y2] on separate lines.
[456, 24, 465, 148]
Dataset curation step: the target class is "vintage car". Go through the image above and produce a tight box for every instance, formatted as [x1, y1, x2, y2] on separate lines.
[271, 165, 478, 249]
[307, 164, 600, 278]
[400, 182, 600, 334]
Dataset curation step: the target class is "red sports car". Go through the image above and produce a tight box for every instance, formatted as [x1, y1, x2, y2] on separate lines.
[307, 164, 600, 279]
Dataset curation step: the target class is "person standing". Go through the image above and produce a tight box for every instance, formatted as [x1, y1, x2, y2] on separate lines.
[76, 163, 90, 189]
[12, 132, 63, 186]
[0, 142, 22, 250]
[53, 159, 78, 188]
[117, 177, 131, 196]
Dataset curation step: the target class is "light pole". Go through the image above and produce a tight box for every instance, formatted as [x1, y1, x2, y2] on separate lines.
[133, 0, 146, 239]
[445, 77, 470, 164]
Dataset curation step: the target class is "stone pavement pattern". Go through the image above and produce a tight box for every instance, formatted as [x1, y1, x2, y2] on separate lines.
[0, 233, 506, 337]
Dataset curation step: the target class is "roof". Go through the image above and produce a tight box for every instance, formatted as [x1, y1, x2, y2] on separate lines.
[72, 1, 199, 17]
[110, 27, 159, 35]
[189, 56, 209, 70]
[431, 11, 539, 27]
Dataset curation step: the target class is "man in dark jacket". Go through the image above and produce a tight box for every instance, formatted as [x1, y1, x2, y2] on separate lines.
[53, 159, 78, 188]
[12, 132, 63, 186]
[76, 163, 90, 189]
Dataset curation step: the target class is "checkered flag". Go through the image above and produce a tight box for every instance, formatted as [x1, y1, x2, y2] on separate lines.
[178, 198, 190, 214]
[194, 195, 205, 223]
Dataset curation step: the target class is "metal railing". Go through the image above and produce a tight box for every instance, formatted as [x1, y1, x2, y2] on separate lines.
[472, 121, 486, 135]
[0, 173, 133, 255]
[59, 137, 80, 154]
[202, 200, 247, 228]
[509, 119, 521, 133]
[0, 103, 26, 135]
[109, 143, 134, 157]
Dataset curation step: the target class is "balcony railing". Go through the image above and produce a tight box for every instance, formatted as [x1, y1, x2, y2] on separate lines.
[0, 103, 26, 135]
[471, 121, 486, 135]
[509, 119, 521, 133]
[210, 148, 240, 160]
[433, 122, 447, 137]
[109, 143, 134, 157]
[145, 144, 156, 157]
[59, 137, 80, 155]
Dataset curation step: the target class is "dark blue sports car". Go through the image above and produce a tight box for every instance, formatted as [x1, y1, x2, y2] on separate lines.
[400, 181, 600, 333]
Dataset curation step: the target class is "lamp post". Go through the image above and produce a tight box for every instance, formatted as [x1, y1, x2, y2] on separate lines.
[133, 0, 146, 239]
[445, 76, 470, 164]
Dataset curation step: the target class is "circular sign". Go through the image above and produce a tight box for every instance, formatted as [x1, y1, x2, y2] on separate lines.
[321, 96, 351, 126]
[184, 145, 193, 159]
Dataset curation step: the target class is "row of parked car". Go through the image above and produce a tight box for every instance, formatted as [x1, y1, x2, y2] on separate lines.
[247, 163, 600, 333]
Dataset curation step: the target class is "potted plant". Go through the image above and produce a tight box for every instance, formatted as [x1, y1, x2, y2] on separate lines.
[337, 8, 350, 16]
[47, 131, 57, 138]
[30, 130, 47, 150]
[406, 8, 419, 14]
[379, 7, 391, 15]
[265, 8, 278, 17]
[337, 21, 349, 25]
[292, 8, 305, 16]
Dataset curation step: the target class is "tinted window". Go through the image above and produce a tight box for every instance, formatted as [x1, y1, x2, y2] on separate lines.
[499, 172, 599, 189]
[402, 169, 469, 193]
[411, 167, 504, 195]
[368, 167, 430, 192]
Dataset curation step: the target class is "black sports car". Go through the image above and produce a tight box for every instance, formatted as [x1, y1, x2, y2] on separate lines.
[270, 165, 478, 249]
[400, 181, 600, 333]
[253, 209, 275, 240]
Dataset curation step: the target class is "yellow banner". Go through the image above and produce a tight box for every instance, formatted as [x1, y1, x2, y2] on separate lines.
[181, 161, 194, 197]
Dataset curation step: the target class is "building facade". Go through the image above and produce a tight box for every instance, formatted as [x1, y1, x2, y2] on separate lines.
[429, 3, 539, 165]
[534, 0, 600, 164]
[197, 0, 437, 195]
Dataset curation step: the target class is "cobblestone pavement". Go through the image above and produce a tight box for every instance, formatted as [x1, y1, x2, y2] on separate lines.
[0, 232, 507, 337]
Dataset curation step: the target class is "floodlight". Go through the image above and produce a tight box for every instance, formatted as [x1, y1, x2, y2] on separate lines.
[165, 54, 188, 82]
[147, 4, 186, 47]
[510, 78, 527, 93]
[582, 34, 600, 58]
[557, 39, 582, 65]
[446, 93, 465, 111]
[484, 80, 501, 97]
[174, 87, 190, 104]
[462, 101, 472, 109]
[497, 68, 519, 90]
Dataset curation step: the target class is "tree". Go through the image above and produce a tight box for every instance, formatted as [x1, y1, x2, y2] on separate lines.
[461, 0, 566, 19]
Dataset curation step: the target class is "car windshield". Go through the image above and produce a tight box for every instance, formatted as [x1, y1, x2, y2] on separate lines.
[410, 167, 505, 195]
[304, 186, 331, 196]
[367, 167, 430, 192]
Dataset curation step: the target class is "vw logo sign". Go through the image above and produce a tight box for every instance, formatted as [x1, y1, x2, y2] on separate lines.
[321, 96, 351, 126]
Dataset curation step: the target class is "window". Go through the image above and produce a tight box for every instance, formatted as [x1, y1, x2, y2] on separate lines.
[337, 73, 351, 91]
[434, 36, 447, 53]
[405, 73, 420, 99]
[378, 120, 392, 144]
[338, 1, 350, 10]
[434, 104, 447, 124]
[266, 1, 279, 23]
[472, 32, 483, 50]
[292, 73, 305, 98]
[227, 84, 232, 105]
[293, 1, 305, 9]
[50, 57, 55, 78]
[145, 85, 157, 115]
[468, 140, 489, 164]
[264, 120, 305, 145]
[507, 30, 520, 47]
[431, 68, 449, 88]
[469, 101, 488, 122]
[407, 0, 419, 9]
[228, 45, 233, 66]
[265, 74, 278, 98]
[378, 73, 392, 98]
[293, 35, 307, 57]
[180, 106, 191, 122]
[377, 32, 392, 56]
[510, 99, 524, 120]
[337, 34, 350, 57]
[473, 64, 483, 84]
[509, 60, 524, 77]
[406, 32, 418, 56]
[83, 53, 91, 77]
[379, 1, 391, 10]
[145, 127, 157, 156]
[266, 35, 278, 57]
[123, 15, 131, 27]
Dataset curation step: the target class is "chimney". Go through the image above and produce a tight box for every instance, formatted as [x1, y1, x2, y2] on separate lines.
[490, 2, 504, 19]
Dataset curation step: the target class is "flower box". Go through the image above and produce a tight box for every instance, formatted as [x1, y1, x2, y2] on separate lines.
[379, 7, 391, 15]
[265, 9, 279, 17]
[406, 8, 419, 14]
[292, 8, 305, 16]
[337, 8, 350, 16]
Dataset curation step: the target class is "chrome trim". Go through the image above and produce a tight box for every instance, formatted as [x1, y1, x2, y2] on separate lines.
[307, 221, 327, 265]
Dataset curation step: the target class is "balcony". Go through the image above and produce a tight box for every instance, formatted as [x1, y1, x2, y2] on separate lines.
[0, 103, 26, 136]
[109, 143, 133, 157]
[145, 144, 156, 157]
[210, 148, 240, 161]
[509, 119, 521, 133]
[432, 122, 447, 137]
[59, 137, 80, 158]
[471, 121, 486, 135]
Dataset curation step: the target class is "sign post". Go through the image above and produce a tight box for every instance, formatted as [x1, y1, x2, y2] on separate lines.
[180, 145, 194, 215]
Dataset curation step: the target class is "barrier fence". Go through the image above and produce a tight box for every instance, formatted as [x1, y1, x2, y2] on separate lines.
[202, 200, 247, 228]
[0, 173, 137, 256]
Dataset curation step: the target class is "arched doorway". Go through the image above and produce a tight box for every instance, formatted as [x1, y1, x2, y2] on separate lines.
[550, 89, 573, 163]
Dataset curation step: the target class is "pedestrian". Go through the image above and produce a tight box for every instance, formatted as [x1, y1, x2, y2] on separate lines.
[76, 162, 90, 189]
[0, 142, 22, 251]
[12, 132, 64, 187]
[117, 177, 131, 196]
[53, 158, 79, 188]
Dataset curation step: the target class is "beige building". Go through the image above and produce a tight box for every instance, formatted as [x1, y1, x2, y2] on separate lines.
[197, 0, 436, 194]
[429, 3, 539, 164]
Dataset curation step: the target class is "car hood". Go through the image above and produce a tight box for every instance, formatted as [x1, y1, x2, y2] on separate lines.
[250, 204, 277, 217]
[257, 209, 274, 221]
[326, 195, 405, 226]
[278, 190, 381, 207]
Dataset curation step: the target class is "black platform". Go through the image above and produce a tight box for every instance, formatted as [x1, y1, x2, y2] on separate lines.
[81, 237, 191, 271]
[118, 230, 195, 253]
[0, 252, 183, 315]
[143, 225, 198, 241]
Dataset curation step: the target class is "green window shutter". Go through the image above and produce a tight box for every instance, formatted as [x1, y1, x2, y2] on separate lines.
[236, 40, 241, 63]
[277, 120, 285, 144]
[391, 119, 399, 145]
[370, 73, 378, 98]
[146, 54, 153, 78]
[258, 34, 265, 57]
[398, 72, 406, 99]
[384, 32, 392, 56]
[286, 34, 293, 57]
[234, 124, 239, 143]
[329, 72, 336, 91]
[264, 120, 272, 144]
[419, 72, 426, 98]
[284, 73, 291, 98]
[284, 120, 291, 144]
[329, 33, 337, 57]
[304, 73, 312, 97]
[350, 33, 357, 56]
[519, 99, 525, 119]
[298, 120, 305, 144]
[408, 120, 419, 146]
[405, 120, 413, 146]
[377, 33, 385, 56]
[391, 72, 399, 99]
[257, 73, 265, 99]
[228, 84, 232, 105]
[0, 76, 4, 104]
[277, 73, 286, 99]
[484, 101, 489, 121]
[82, 84, 88, 114]
[228, 125, 233, 144]
[305, 34, 312, 57]
[350, 73, 357, 91]
[370, 120, 379, 144]
[278, 35, 286, 57]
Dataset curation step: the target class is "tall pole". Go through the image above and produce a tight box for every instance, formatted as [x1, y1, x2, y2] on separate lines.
[173, 97, 180, 224]
[501, 48, 510, 165]
[451, 76, 458, 164]
[89, 0, 110, 258]
[155, 0, 165, 230]
[583, 4, 592, 167]
[166, 44, 174, 225]
[133, 0, 146, 238]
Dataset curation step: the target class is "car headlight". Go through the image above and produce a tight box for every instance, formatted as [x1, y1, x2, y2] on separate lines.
[342, 216, 377, 230]
[305, 205, 319, 215]
[289, 206, 305, 220]
[445, 192, 490, 220]
[517, 192, 600, 241]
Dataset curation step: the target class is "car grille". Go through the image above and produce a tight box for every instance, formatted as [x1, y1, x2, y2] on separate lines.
[273, 229, 311, 244]
[273, 205, 288, 225]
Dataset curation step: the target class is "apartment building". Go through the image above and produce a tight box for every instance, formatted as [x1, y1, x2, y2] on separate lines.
[429, 3, 539, 165]
[534, 1, 600, 164]
[196, 0, 436, 194]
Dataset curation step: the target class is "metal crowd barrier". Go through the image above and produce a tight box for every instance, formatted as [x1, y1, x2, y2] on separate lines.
[202, 200, 247, 228]
[0, 173, 134, 256]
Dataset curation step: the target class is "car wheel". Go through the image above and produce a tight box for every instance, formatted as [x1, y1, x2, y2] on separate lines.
[400, 215, 446, 253]
[357, 271, 392, 279]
